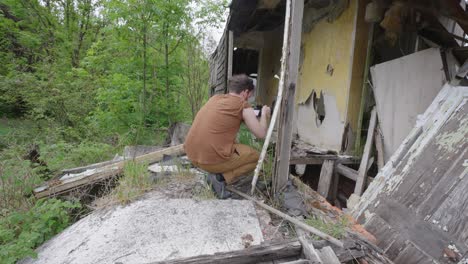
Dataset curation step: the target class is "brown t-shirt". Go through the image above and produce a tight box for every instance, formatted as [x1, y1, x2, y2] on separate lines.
[184, 94, 250, 165]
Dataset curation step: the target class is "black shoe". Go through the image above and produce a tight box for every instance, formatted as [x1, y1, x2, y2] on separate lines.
[206, 173, 232, 199]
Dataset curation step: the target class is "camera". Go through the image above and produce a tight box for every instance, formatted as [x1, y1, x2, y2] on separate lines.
[253, 100, 276, 117]
[254, 105, 263, 117]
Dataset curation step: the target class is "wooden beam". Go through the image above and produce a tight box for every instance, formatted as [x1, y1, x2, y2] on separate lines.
[355, 23, 375, 154]
[150, 239, 302, 264]
[296, 228, 322, 263]
[227, 30, 234, 80]
[335, 163, 358, 181]
[317, 246, 340, 264]
[281, 260, 312, 264]
[374, 125, 385, 170]
[317, 160, 335, 199]
[250, 0, 294, 194]
[289, 155, 360, 165]
[273, 0, 304, 195]
[227, 187, 344, 248]
[354, 108, 377, 196]
[34, 145, 185, 198]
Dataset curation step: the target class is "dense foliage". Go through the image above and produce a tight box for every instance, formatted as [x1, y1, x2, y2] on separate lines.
[0, 0, 226, 261]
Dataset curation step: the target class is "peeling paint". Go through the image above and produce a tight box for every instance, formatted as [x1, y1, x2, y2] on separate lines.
[352, 85, 468, 220]
[435, 115, 467, 153]
[296, 91, 345, 151]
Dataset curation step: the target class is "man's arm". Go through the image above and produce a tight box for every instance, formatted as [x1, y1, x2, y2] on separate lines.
[242, 105, 271, 139]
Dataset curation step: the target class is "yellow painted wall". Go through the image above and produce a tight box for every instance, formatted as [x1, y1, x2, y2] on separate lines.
[297, 0, 358, 121]
[258, 28, 283, 106]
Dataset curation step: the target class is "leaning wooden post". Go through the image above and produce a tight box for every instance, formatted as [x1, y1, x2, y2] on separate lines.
[228, 187, 344, 248]
[354, 107, 377, 196]
[250, 0, 293, 195]
[272, 0, 304, 195]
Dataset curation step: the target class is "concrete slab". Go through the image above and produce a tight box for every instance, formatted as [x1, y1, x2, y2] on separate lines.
[20, 195, 264, 264]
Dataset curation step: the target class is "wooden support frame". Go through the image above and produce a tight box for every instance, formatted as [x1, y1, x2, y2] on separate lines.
[335, 163, 358, 181]
[227, 30, 234, 80]
[374, 124, 385, 170]
[354, 107, 377, 196]
[289, 155, 360, 165]
[317, 160, 335, 199]
[273, 0, 304, 195]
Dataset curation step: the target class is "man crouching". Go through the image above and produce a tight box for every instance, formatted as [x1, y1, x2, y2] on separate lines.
[184, 74, 271, 198]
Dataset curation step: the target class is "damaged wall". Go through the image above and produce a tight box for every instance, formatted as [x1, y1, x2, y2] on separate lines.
[296, 0, 369, 152]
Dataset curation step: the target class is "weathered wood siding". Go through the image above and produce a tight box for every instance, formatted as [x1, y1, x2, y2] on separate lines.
[209, 30, 228, 95]
[353, 85, 468, 264]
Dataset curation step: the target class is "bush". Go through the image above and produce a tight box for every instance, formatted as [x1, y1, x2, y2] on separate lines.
[0, 146, 41, 216]
[0, 198, 80, 264]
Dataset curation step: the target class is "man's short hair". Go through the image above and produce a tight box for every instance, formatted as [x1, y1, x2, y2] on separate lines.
[228, 74, 254, 94]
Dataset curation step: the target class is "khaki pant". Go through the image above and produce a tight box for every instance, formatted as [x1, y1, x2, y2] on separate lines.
[192, 144, 259, 184]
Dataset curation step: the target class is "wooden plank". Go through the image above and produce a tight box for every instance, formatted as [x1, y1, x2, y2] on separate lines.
[335, 163, 358, 181]
[355, 22, 375, 155]
[317, 246, 340, 264]
[34, 145, 185, 198]
[375, 199, 467, 261]
[317, 160, 335, 199]
[354, 107, 377, 195]
[273, 0, 304, 195]
[61, 158, 123, 175]
[296, 228, 322, 263]
[374, 125, 385, 170]
[393, 241, 434, 264]
[280, 260, 311, 264]
[250, 0, 296, 195]
[289, 155, 360, 165]
[227, 187, 344, 248]
[330, 170, 339, 202]
[227, 30, 233, 79]
[428, 162, 468, 246]
[149, 240, 302, 264]
[394, 105, 468, 209]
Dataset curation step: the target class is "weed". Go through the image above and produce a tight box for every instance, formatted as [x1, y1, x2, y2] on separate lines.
[193, 183, 217, 200]
[112, 161, 152, 204]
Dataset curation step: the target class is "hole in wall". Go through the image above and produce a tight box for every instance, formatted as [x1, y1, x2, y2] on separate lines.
[326, 64, 334, 76]
[312, 90, 326, 126]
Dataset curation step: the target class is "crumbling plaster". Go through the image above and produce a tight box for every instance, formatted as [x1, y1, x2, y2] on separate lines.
[295, 0, 362, 152]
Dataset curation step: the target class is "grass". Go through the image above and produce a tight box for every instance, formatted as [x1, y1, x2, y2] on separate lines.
[193, 183, 217, 200]
[304, 215, 350, 240]
[112, 161, 152, 204]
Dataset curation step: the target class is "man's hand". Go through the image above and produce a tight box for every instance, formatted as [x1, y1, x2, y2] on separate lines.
[243, 106, 270, 139]
[262, 105, 271, 119]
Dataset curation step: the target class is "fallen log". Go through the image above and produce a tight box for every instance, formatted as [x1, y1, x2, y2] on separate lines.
[150, 239, 302, 264]
[34, 144, 185, 198]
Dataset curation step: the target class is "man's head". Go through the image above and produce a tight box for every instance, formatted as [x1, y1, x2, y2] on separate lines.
[228, 74, 254, 100]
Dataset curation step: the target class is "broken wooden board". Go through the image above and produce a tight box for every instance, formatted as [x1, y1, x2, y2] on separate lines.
[150, 239, 302, 264]
[34, 144, 185, 198]
[370, 48, 446, 161]
[317, 160, 335, 199]
[353, 85, 468, 264]
[354, 107, 377, 196]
